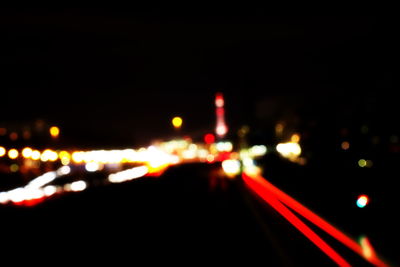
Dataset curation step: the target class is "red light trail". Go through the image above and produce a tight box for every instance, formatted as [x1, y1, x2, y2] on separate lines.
[242, 172, 389, 267]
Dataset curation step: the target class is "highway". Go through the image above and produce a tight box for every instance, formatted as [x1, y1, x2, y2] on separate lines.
[1, 160, 391, 266]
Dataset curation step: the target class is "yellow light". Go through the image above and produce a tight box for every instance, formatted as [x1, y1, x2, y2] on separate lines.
[172, 117, 183, 129]
[31, 150, 41, 160]
[72, 151, 84, 163]
[0, 146, 6, 157]
[358, 159, 367, 168]
[59, 151, 71, 165]
[50, 126, 60, 138]
[275, 123, 284, 136]
[22, 147, 33, 159]
[291, 133, 300, 143]
[8, 149, 19, 159]
[10, 164, 19, 172]
[59, 151, 70, 159]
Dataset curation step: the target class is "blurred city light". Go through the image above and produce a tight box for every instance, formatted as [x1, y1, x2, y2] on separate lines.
[216, 141, 233, 152]
[356, 195, 369, 208]
[249, 145, 267, 157]
[43, 185, 57, 197]
[27, 171, 57, 189]
[358, 159, 372, 168]
[108, 166, 149, 183]
[50, 126, 60, 138]
[70, 180, 87, 192]
[276, 142, 301, 160]
[0, 127, 6, 136]
[22, 147, 33, 158]
[85, 162, 100, 172]
[204, 133, 215, 144]
[57, 166, 71, 176]
[0, 146, 6, 157]
[341, 141, 350, 150]
[31, 150, 41, 160]
[9, 132, 18, 141]
[10, 164, 19, 172]
[291, 133, 300, 143]
[215, 93, 224, 107]
[222, 159, 241, 177]
[215, 93, 228, 138]
[0, 192, 8, 204]
[8, 149, 19, 159]
[59, 151, 71, 165]
[359, 236, 376, 260]
[216, 125, 228, 137]
[172, 116, 183, 129]
[41, 149, 58, 162]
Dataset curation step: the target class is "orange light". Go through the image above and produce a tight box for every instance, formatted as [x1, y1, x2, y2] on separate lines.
[341, 141, 350, 150]
[8, 149, 19, 159]
[360, 236, 376, 260]
[0, 128, 7, 136]
[9, 132, 18, 141]
[50, 126, 60, 138]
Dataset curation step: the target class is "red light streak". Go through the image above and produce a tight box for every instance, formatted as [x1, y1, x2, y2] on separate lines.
[242, 172, 389, 267]
[243, 173, 351, 267]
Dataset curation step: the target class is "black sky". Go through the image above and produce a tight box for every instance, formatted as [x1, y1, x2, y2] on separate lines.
[0, 10, 396, 145]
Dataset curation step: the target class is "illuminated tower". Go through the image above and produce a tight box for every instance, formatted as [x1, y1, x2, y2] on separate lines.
[215, 92, 228, 139]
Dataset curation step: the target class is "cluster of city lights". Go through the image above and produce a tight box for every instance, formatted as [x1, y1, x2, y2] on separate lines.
[0, 136, 270, 207]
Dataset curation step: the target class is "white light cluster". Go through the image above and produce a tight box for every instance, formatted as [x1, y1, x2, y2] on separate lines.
[108, 166, 149, 183]
[0, 166, 72, 205]
[276, 142, 301, 158]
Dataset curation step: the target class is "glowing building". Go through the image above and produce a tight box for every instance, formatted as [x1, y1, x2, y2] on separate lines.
[215, 92, 228, 139]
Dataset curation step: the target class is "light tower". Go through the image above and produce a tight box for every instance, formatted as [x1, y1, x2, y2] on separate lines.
[215, 92, 228, 139]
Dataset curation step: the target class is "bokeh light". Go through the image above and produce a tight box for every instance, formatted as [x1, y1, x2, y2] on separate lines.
[356, 195, 369, 208]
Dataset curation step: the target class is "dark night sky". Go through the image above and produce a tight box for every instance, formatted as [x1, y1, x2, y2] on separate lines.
[0, 10, 396, 146]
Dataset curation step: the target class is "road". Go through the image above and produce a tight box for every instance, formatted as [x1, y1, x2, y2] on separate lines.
[1, 160, 388, 266]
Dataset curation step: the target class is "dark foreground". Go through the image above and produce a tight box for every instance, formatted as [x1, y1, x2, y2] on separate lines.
[0, 161, 396, 266]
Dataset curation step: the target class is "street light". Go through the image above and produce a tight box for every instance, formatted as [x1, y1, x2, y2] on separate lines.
[172, 116, 183, 130]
